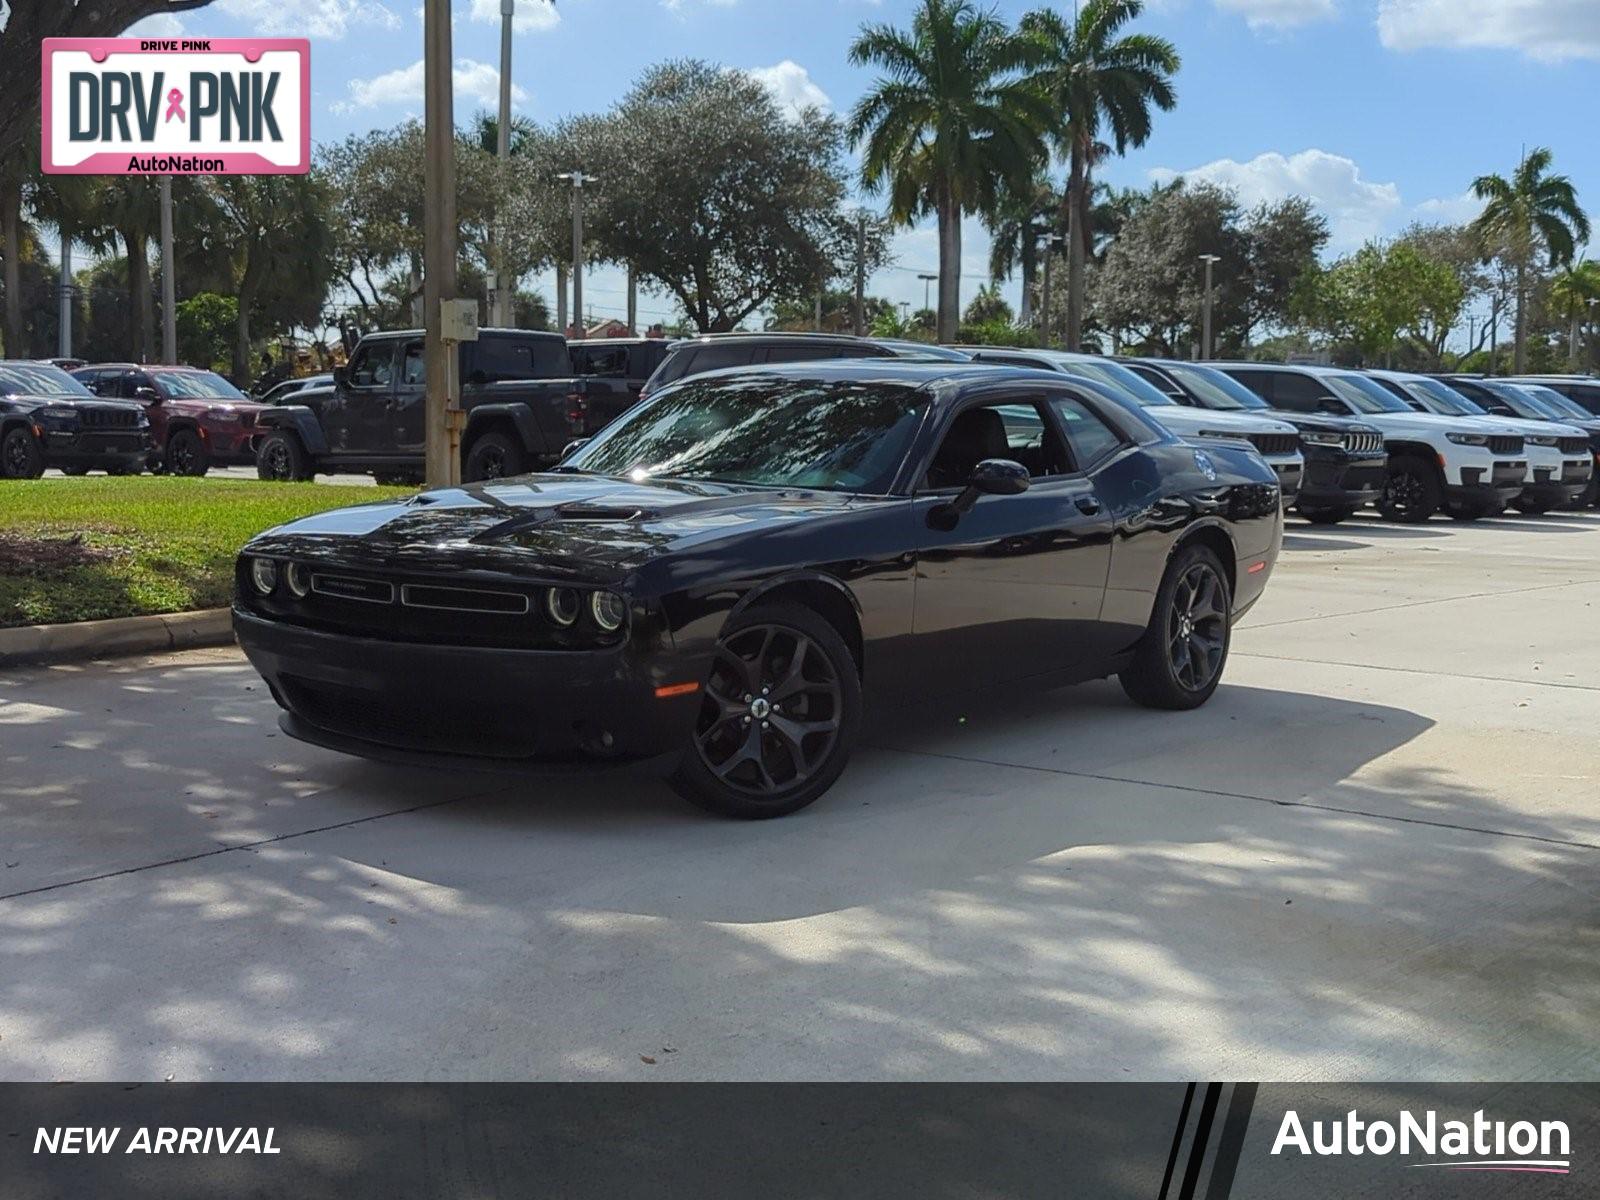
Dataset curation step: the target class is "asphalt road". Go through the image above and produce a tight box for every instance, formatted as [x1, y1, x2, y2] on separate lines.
[3, 512, 1598, 1081]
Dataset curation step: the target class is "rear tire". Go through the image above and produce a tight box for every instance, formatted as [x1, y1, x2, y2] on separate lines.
[256, 430, 314, 481]
[1, 427, 45, 479]
[671, 602, 861, 819]
[463, 432, 525, 482]
[1376, 455, 1441, 523]
[165, 428, 210, 477]
[1119, 543, 1232, 712]
[1297, 505, 1357, 525]
[105, 460, 141, 476]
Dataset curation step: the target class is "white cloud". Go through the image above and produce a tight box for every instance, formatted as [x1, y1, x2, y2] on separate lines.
[1413, 190, 1484, 225]
[125, 12, 185, 38]
[1215, 0, 1336, 30]
[1150, 148, 1402, 251]
[218, 0, 401, 39]
[334, 58, 527, 112]
[1378, 0, 1600, 62]
[745, 61, 832, 120]
[467, 0, 560, 34]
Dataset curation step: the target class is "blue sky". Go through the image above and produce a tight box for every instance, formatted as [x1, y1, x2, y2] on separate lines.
[126, 0, 1600, 333]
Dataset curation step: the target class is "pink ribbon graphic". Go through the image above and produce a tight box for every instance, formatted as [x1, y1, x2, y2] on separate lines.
[164, 88, 185, 123]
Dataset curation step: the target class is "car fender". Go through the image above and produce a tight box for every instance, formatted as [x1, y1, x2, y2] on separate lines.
[464, 404, 546, 457]
[255, 405, 329, 457]
[731, 569, 864, 622]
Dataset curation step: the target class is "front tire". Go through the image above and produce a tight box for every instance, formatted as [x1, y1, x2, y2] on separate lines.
[1, 427, 45, 479]
[165, 428, 210, 477]
[1119, 543, 1232, 712]
[463, 432, 525, 482]
[256, 431, 314, 481]
[671, 602, 861, 819]
[1376, 455, 1441, 523]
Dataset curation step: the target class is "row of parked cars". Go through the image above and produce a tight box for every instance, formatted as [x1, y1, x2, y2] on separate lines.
[3, 332, 1598, 530]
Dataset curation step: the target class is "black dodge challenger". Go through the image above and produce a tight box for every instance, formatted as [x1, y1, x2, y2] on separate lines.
[234, 361, 1283, 818]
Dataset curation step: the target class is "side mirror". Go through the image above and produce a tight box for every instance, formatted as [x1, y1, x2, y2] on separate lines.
[332, 365, 348, 388]
[134, 385, 161, 403]
[931, 458, 1030, 529]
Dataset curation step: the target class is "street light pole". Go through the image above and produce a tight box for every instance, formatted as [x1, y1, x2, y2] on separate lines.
[493, 0, 514, 326]
[423, 0, 461, 488]
[557, 171, 596, 338]
[159, 176, 176, 362]
[57, 232, 72, 358]
[1199, 253, 1220, 360]
[917, 272, 936, 318]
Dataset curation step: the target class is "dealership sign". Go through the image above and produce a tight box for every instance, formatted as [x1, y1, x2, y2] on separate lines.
[41, 38, 309, 174]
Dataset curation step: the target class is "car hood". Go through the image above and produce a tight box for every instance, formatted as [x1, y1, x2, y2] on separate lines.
[1145, 406, 1298, 437]
[1, 392, 142, 409]
[1356, 410, 1516, 437]
[1456, 415, 1588, 439]
[245, 473, 863, 580]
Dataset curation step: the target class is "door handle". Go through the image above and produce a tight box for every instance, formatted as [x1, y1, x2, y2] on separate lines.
[1074, 495, 1102, 515]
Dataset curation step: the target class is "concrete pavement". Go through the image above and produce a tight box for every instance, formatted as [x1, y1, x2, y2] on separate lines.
[2, 512, 1598, 1081]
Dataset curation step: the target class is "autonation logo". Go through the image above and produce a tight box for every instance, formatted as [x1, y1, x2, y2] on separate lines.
[1272, 1108, 1571, 1175]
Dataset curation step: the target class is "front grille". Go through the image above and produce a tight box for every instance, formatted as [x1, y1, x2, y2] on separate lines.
[280, 676, 543, 758]
[1342, 431, 1384, 454]
[1487, 435, 1523, 455]
[1559, 436, 1589, 454]
[1247, 432, 1300, 457]
[79, 406, 142, 429]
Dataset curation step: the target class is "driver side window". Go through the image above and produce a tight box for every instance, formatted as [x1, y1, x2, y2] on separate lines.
[348, 345, 393, 388]
[923, 400, 1068, 490]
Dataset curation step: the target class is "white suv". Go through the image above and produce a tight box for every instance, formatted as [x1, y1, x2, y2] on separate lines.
[1367, 370, 1590, 514]
[1213, 363, 1525, 522]
[964, 348, 1306, 506]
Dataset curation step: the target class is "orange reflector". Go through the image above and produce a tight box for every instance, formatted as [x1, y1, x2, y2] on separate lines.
[1247, 561, 1267, 574]
[654, 681, 700, 699]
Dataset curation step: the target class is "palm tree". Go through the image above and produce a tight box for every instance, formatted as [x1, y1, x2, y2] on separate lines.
[848, 0, 1050, 342]
[1549, 259, 1600, 367]
[79, 178, 164, 362]
[1021, 0, 1179, 350]
[1471, 147, 1591, 374]
[983, 174, 1059, 327]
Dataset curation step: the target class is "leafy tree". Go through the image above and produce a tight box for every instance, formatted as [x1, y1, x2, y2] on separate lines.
[963, 282, 1013, 325]
[1549, 260, 1600, 366]
[984, 175, 1059, 327]
[1091, 181, 1243, 356]
[1240, 197, 1329, 345]
[848, 0, 1048, 342]
[1021, 0, 1179, 351]
[1292, 240, 1463, 367]
[175, 292, 238, 371]
[1470, 147, 1591, 373]
[586, 61, 857, 332]
[205, 174, 336, 381]
[767, 289, 895, 333]
[78, 178, 164, 361]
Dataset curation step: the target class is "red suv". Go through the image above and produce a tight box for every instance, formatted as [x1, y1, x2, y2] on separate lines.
[72, 364, 267, 475]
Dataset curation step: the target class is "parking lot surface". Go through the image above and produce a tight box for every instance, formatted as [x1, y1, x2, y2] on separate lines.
[3, 513, 1598, 1081]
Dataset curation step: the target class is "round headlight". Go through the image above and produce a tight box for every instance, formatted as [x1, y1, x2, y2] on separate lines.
[250, 557, 278, 595]
[285, 562, 311, 598]
[545, 587, 580, 627]
[591, 590, 626, 632]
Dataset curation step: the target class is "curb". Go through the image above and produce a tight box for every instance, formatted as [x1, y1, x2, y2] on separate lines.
[0, 608, 235, 669]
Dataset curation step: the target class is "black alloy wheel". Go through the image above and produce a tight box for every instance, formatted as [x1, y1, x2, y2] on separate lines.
[165, 429, 209, 477]
[256, 431, 312, 482]
[1, 427, 45, 479]
[463, 432, 524, 482]
[1119, 543, 1233, 711]
[1376, 456, 1440, 523]
[673, 603, 861, 818]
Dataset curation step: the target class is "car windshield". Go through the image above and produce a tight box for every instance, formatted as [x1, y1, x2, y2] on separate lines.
[1161, 362, 1268, 410]
[562, 375, 930, 494]
[1324, 373, 1411, 414]
[1516, 384, 1589, 420]
[1401, 376, 1488, 416]
[1059, 359, 1176, 408]
[153, 370, 248, 400]
[0, 363, 92, 397]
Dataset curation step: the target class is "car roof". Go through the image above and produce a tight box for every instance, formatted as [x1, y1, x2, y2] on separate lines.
[74, 362, 211, 371]
[570, 336, 675, 347]
[671, 332, 883, 347]
[670, 357, 1066, 396]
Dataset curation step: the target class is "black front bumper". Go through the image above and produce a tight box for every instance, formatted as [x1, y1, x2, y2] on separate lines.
[44, 429, 151, 466]
[1297, 448, 1386, 510]
[1448, 461, 1526, 510]
[234, 608, 707, 766]
[1522, 460, 1594, 506]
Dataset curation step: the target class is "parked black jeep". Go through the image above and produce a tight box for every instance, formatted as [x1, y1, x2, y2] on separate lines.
[0, 361, 150, 479]
[254, 329, 634, 484]
[568, 337, 676, 401]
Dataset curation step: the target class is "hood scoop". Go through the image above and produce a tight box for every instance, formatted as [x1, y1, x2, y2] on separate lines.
[468, 498, 651, 543]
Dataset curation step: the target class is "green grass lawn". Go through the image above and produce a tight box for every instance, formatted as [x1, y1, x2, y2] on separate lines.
[0, 476, 411, 628]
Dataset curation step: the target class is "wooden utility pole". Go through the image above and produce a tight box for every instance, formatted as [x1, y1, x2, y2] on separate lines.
[853, 211, 866, 336]
[423, 0, 461, 488]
